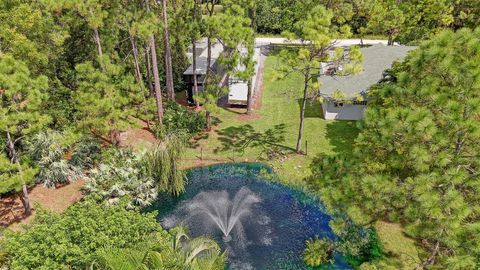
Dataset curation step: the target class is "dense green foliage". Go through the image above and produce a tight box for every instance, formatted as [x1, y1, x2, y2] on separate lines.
[27, 131, 83, 188]
[256, 0, 480, 44]
[3, 201, 166, 269]
[94, 226, 225, 270]
[0, 154, 37, 195]
[2, 201, 225, 270]
[310, 28, 480, 268]
[302, 220, 384, 268]
[74, 56, 140, 144]
[303, 237, 334, 267]
[84, 134, 186, 208]
[155, 101, 206, 138]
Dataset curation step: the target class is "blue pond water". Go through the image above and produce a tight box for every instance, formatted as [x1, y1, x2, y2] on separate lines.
[149, 163, 352, 269]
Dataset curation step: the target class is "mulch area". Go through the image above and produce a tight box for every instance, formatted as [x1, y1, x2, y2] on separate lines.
[0, 179, 86, 229]
[118, 127, 158, 149]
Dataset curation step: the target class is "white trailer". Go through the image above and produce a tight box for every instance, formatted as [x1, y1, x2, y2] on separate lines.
[228, 48, 261, 106]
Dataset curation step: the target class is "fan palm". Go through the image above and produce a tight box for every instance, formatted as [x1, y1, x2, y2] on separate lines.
[92, 227, 225, 270]
[28, 131, 83, 188]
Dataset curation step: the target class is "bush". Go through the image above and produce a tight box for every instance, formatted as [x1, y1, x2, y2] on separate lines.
[303, 237, 335, 267]
[83, 149, 157, 209]
[3, 201, 166, 269]
[84, 135, 186, 209]
[344, 229, 384, 267]
[330, 217, 385, 267]
[154, 101, 206, 139]
[27, 131, 83, 188]
[70, 135, 102, 169]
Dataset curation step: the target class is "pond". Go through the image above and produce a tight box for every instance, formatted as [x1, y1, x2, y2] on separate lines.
[148, 163, 352, 269]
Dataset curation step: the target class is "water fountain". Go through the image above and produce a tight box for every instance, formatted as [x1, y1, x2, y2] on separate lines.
[183, 187, 261, 243]
[152, 163, 352, 269]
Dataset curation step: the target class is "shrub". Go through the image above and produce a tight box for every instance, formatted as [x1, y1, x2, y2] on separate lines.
[330, 217, 385, 267]
[303, 237, 335, 267]
[154, 101, 206, 139]
[83, 149, 157, 209]
[70, 135, 102, 169]
[84, 135, 186, 208]
[27, 131, 83, 188]
[143, 133, 186, 196]
[3, 201, 166, 269]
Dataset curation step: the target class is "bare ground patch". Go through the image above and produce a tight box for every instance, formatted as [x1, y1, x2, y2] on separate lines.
[1, 179, 86, 229]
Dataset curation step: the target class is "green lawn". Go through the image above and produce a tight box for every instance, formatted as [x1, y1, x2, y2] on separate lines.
[184, 55, 359, 187]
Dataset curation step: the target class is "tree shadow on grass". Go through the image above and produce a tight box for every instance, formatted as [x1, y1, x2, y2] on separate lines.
[325, 120, 360, 156]
[214, 123, 293, 158]
[188, 116, 221, 149]
[308, 121, 360, 184]
[297, 99, 323, 118]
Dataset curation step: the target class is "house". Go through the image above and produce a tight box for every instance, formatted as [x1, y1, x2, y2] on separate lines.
[227, 47, 262, 106]
[319, 44, 415, 120]
[183, 41, 225, 104]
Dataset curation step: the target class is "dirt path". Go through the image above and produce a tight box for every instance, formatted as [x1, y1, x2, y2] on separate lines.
[1, 179, 85, 229]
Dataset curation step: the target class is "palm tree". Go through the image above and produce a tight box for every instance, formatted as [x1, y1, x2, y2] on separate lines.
[92, 227, 225, 270]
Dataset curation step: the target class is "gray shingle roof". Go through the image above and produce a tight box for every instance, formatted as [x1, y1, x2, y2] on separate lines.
[319, 45, 416, 98]
[184, 42, 224, 75]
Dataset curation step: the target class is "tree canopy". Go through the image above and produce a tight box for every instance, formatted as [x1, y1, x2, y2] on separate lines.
[310, 28, 480, 269]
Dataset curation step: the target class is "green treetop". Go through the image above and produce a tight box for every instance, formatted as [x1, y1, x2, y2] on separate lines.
[74, 56, 139, 145]
[0, 54, 51, 213]
[277, 5, 362, 153]
[0, 153, 37, 196]
[311, 28, 480, 269]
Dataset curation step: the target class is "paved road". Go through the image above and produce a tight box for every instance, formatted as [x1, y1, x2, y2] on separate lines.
[255, 37, 395, 47]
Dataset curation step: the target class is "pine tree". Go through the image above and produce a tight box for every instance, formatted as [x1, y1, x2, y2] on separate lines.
[311, 28, 480, 268]
[161, 0, 175, 100]
[143, 0, 165, 125]
[0, 54, 51, 214]
[74, 56, 138, 145]
[277, 6, 362, 153]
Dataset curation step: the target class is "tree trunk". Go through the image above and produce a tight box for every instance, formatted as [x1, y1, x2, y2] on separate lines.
[206, 37, 212, 86]
[130, 35, 151, 129]
[387, 32, 394, 46]
[296, 73, 309, 153]
[145, 0, 164, 126]
[20, 185, 32, 216]
[249, 5, 257, 32]
[92, 28, 103, 57]
[145, 45, 154, 94]
[206, 111, 212, 131]
[6, 132, 31, 215]
[246, 78, 253, 115]
[192, 43, 199, 109]
[6, 132, 18, 163]
[192, 0, 200, 108]
[162, 0, 175, 100]
[205, 1, 216, 87]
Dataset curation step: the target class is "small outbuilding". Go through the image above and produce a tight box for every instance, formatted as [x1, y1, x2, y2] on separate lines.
[183, 41, 225, 104]
[227, 48, 262, 106]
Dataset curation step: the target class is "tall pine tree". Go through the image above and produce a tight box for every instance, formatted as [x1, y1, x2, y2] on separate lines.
[311, 28, 480, 268]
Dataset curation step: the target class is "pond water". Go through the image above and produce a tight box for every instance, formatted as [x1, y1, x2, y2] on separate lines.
[148, 163, 352, 269]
